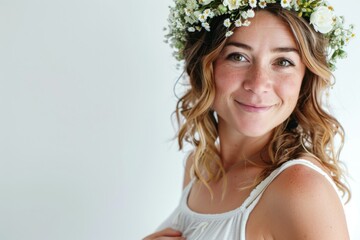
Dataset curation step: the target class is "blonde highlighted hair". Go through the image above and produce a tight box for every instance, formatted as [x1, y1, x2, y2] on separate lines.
[175, 4, 350, 200]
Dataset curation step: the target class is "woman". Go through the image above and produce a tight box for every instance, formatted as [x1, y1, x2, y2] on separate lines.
[145, 1, 354, 239]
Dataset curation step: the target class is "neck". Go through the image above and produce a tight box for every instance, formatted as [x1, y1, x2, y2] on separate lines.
[217, 121, 272, 171]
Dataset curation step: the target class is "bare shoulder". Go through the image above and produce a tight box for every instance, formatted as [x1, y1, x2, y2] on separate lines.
[265, 160, 349, 239]
[182, 151, 194, 189]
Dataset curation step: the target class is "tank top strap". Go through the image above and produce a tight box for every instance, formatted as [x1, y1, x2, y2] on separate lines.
[181, 178, 196, 204]
[242, 159, 342, 211]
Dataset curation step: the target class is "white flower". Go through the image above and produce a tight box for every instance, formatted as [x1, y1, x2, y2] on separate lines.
[259, 0, 267, 8]
[203, 9, 213, 18]
[186, 0, 199, 10]
[184, 8, 192, 17]
[198, 14, 207, 22]
[243, 19, 251, 26]
[334, 28, 342, 36]
[235, 19, 242, 27]
[310, 6, 335, 34]
[241, 11, 248, 19]
[202, 22, 211, 31]
[188, 27, 196, 32]
[249, 0, 257, 8]
[291, 0, 299, 11]
[247, 9, 255, 18]
[224, 18, 231, 27]
[223, 0, 241, 10]
[199, 0, 214, 5]
[225, 30, 234, 37]
[280, 0, 291, 8]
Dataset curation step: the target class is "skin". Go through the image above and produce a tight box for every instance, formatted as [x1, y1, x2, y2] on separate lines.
[144, 11, 349, 240]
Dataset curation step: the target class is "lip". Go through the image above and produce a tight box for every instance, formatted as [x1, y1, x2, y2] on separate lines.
[235, 100, 273, 113]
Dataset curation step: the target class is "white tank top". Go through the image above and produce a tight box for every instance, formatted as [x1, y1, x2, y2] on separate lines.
[157, 159, 343, 240]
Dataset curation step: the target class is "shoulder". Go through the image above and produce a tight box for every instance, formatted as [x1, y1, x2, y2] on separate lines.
[182, 151, 194, 189]
[264, 159, 349, 239]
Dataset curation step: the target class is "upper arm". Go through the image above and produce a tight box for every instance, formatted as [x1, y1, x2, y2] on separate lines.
[182, 151, 194, 189]
[268, 165, 349, 240]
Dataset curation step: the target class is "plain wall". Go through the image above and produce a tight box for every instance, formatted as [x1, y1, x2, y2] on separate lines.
[0, 0, 359, 239]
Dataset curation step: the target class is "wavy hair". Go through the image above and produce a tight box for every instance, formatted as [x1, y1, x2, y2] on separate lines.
[175, 4, 350, 201]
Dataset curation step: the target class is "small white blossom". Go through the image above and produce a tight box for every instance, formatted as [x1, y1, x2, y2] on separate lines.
[225, 31, 234, 37]
[223, 0, 241, 10]
[259, 0, 267, 8]
[202, 22, 211, 31]
[198, 14, 207, 22]
[280, 0, 291, 8]
[243, 19, 251, 26]
[334, 28, 342, 36]
[291, 0, 299, 11]
[235, 19, 242, 27]
[241, 11, 248, 19]
[224, 18, 232, 27]
[186, 0, 199, 10]
[193, 11, 201, 18]
[188, 27, 196, 32]
[247, 9, 255, 18]
[203, 9, 212, 18]
[184, 8, 192, 17]
[310, 6, 335, 34]
[249, 0, 257, 8]
[199, 0, 214, 5]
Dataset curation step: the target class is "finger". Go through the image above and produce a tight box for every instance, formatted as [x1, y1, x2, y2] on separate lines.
[153, 237, 185, 240]
[143, 228, 183, 240]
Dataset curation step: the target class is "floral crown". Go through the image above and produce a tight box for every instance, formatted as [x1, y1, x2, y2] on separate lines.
[165, 0, 355, 70]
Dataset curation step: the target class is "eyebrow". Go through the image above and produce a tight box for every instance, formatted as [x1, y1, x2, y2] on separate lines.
[225, 41, 299, 54]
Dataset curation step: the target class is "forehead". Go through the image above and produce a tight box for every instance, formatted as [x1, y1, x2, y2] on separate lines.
[226, 10, 298, 48]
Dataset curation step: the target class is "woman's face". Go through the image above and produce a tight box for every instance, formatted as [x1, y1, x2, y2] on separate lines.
[213, 10, 306, 139]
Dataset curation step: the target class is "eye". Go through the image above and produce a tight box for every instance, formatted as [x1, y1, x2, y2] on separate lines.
[276, 58, 295, 67]
[227, 53, 248, 62]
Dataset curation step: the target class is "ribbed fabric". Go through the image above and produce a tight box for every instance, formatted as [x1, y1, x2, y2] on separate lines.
[157, 159, 342, 240]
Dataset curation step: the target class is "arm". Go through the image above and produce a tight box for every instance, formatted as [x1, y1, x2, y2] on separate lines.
[267, 164, 349, 240]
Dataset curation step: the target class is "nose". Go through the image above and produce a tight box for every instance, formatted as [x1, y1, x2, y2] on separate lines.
[242, 64, 271, 94]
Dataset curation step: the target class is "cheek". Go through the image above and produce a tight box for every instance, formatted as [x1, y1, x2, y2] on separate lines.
[277, 77, 303, 106]
[214, 67, 242, 93]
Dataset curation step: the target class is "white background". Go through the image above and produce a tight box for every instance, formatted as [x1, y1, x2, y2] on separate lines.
[0, 0, 359, 239]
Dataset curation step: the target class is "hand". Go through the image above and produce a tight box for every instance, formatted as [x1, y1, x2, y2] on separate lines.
[143, 228, 185, 240]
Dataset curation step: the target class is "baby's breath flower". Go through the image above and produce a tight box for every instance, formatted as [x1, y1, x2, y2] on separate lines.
[188, 27, 196, 32]
[199, 0, 214, 5]
[223, 0, 241, 10]
[225, 30, 234, 37]
[259, 0, 267, 8]
[235, 19, 242, 27]
[198, 13, 207, 22]
[224, 18, 232, 27]
[334, 28, 341, 36]
[202, 22, 211, 31]
[249, 0, 257, 8]
[280, 0, 290, 8]
[247, 9, 255, 18]
[186, 0, 199, 10]
[243, 19, 251, 26]
[184, 8, 192, 16]
[241, 11, 248, 19]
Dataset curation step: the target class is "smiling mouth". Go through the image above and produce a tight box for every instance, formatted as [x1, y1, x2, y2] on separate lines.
[235, 100, 273, 113]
